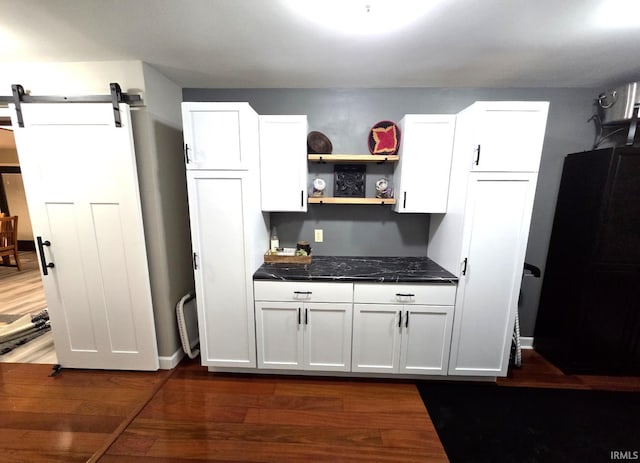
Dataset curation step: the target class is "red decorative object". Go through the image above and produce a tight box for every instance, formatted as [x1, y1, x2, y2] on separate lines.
[368, 120, 401, 155]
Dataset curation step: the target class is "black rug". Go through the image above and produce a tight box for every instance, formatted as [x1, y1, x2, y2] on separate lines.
[418, 381, 640, 463]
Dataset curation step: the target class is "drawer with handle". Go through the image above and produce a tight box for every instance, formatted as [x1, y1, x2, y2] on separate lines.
[254, 280, 353, 303]
[353, 282, 456, 305]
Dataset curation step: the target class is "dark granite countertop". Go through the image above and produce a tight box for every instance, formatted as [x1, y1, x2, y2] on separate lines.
[253, 256, 457, 283]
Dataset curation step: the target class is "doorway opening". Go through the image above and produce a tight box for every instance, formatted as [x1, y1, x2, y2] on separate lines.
[0, 122, 55, 364]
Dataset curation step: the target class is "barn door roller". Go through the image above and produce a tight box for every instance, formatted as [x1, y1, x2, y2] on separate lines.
[2, 82, 142, 128]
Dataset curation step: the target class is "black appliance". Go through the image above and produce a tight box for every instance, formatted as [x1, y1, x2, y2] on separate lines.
[534, 147, 640, 375]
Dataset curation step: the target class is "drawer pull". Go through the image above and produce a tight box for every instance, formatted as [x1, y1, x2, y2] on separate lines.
[294, 291, 312, 295]
[395, 293, 415, 297]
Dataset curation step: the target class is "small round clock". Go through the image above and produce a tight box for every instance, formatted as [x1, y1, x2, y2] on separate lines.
[312, 178, 326, 197]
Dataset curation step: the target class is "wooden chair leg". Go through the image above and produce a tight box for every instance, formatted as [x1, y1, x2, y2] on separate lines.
[14, 249, 21, 271]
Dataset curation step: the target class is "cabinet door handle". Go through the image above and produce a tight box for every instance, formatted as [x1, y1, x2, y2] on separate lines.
[398, 310, 402, 328]
[301, 190, 304, 208]
[192, 252, 198, 270]
[305, 308, 308, 325]
[461, 258, 468, 276]
[298, 307, 301, 325]
[184, 143, 190, 164]
[405, 310, 410, 328]
[403, 191, 407, 209]
[474, 144, 481, 166]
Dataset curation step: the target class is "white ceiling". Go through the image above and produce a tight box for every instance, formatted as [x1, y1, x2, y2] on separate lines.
[1, 0, 639, 89]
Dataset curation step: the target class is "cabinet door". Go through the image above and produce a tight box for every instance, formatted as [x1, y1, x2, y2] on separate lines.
[394, 115, 456, 213]
[399, 305, 453, 375]
[448, 173, 537, 376]
[352, 304, 402, 373]
[471, 102, 549, 172]
[182, 102, 258, 170]
[304, 303, 352, 371]
[255, 301, 303, 370]
[187, 171, 257, 368]
[259, 115, 308, 212]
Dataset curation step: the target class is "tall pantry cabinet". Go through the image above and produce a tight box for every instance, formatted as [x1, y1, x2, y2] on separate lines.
[428, 101, 549, 377]
[182, 102, 269, 368]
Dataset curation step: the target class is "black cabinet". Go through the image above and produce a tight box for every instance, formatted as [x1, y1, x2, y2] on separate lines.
[534, 147, 640, 375]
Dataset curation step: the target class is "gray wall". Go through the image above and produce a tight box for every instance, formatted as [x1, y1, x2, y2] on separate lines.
[183, 87, 599, 336]
[136, 64, 194, 361]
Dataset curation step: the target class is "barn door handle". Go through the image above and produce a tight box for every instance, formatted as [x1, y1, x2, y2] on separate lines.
[36, 236, 55, 276]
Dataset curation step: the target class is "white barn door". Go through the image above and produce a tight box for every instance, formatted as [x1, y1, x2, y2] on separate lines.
[10, 102, 158, 370]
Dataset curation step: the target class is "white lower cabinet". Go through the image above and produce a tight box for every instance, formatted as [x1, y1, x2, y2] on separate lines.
[254, 281, 353, 372]
[352, 284, 455, 375]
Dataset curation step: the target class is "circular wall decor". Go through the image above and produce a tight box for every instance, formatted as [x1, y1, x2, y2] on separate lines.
[368, 120, 401, 155]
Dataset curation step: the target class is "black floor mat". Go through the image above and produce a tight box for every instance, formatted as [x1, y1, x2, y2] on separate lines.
[418, 381, 640, 463]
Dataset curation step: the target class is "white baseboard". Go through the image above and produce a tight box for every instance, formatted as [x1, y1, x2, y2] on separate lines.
[158, 348, 185, 370]
[520, 336, 534, 349]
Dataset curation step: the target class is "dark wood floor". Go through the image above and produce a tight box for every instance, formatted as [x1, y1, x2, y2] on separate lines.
[0, 350, 638, 462]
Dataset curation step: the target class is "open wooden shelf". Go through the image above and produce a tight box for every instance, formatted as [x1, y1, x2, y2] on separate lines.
[308, 197, 396, 205]
[308, 154, 399, 163]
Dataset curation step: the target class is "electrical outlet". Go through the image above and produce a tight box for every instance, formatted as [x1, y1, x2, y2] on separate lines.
[314, 229, 323, 243]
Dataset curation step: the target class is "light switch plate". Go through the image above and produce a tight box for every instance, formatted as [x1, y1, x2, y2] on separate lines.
[314, 229, 323, 242]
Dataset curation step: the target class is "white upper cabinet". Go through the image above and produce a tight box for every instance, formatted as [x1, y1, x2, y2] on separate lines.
[393, 115, 456, 213]
[182, 102, 259, 170]
[259, 115, 308, 212]
[466, 101, 549, 172]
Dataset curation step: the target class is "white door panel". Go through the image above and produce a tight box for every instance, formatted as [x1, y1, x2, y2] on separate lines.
[394, 115, 455, 213]
[187, 171, 257, 367]
[259, 115, 308, 212]
[304, 303, 352, 371]
[472, 102, 549, 172]
[11, 102, 158, 370]
[400, 306, 453, 375]
[255, 302, 303, 369]
[181, 102, 258, 170]
[352, 304, 402, 373]
[449, 174, 536, 376]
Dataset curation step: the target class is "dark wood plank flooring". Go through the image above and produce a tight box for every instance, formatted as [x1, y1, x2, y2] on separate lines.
[0, 350, 638, 462]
